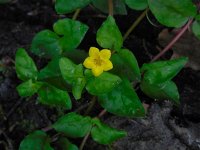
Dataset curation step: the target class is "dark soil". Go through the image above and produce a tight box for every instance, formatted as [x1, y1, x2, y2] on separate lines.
[0, 1, 200, 150]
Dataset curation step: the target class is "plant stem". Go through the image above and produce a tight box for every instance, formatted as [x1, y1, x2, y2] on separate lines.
[123, 9, 148, 41]
[42, 126, 52, 132]
[79, 109, 107, 150]
[72, 9, 81, 20]
[108, 0, 113, 16]
[84, 96, 97, 115]
[151, 19, 193, 62]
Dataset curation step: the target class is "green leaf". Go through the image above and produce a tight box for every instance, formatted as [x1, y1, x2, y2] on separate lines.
[97, 16, 123, 51]
[59, 57, 86, 100]
[125, 0, 148, 10]
[53, 18, 89, 51]
[17, 80, 43, 97]
[57, 137, 78, 150]
[19, 130, 53, 150]
[192, 20, 200, 39]
[31, 30, 62, 58]
[38, 57, 61, 80]
[91, 118, 127, 145]
[85, 70, 122, 95]
[111, 49, 140, 81]
[141, 57, 188, 84]
[92, 0, 127, 15]
[53, 112, 92, 138]
[98, 79, 145, 117]
[140, 80, 180, 105]
[55, 0, 91, 14]
[38, 83, 71, 109]
[15, 48, 38, 81]
[148, 0, 197, 27]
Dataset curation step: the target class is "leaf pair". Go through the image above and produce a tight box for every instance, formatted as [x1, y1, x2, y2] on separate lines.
[140, 57, 188, 104]
[52, 112, 127, 145]
[15, 48, 72, 110]
[19, 131, 78, 150]
[31, 19, 88, 58]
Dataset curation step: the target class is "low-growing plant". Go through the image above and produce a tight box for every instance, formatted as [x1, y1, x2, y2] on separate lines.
[15, 0, 200, 149]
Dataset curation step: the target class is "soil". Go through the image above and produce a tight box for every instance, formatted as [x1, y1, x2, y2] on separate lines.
[0, 0, 200, 150]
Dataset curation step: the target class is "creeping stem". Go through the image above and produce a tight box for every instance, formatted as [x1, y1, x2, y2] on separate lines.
[123, 9, 149, 41]
[108, 0, 113, 16]
[72, 8, 81, 20]
[151, 19, 193, 62]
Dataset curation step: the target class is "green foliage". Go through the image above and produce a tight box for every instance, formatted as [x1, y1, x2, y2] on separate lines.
[92, 0, 127, 15]
[17, 80, 43, 97]
[140, 57, 188, 104]
[85, 70, 122, 95]
[53, 112, 92, 138]
[140, 80, 180, 105]
[15, 48, 38, 81]
[98, 79, 145, 117]
[97, 16, 123, 51]
[111, 49, 141, 81]
[91, 118, 127, 145]
[141, 57, 188, 84]
[57, 138, 78, 150]
[55, 0, 91, 14]
[192, 20, 200, 39]
[59, 57, 86, 99]
[125, 0, 148, 10]
[148, 0, 197, 27]
[38, 83, 72, 109]
[31, 19, 88, 58]
[19, 130, 53, 150]
[30, 30, 62, 58]
[53, 19, 89, 51]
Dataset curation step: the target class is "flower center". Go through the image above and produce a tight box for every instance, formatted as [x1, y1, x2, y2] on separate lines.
[94, 56, 103, 66]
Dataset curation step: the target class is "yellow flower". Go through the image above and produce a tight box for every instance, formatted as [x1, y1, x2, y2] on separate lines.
[83, 47, 113, 77]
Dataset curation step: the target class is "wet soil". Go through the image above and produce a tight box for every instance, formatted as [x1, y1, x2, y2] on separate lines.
[0, 0, 200, 150]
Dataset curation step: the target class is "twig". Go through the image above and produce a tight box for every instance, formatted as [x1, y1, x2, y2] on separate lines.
[72, 9, 81, 20]
[79, 109, 107, 150]
[108, 0, 113, 16]
[123, 9, 148, 41]
[151, 19, 193, 62]
[84, 96, 97, 115]
[79, 128, 91, 150]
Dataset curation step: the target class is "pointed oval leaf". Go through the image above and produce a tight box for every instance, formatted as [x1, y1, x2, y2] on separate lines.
[85, 70, 122, 95]
[15, 48, 38, 81]
[192, 20, 200, 39]
[91, 118, 127, 145]
[19, 130, 53, 150]
[53, 112, 92, 138]
[111, 49, 140, 81]
[31, 30, 62, 58]
[55, 0, 91, 14]
[148, 0, 197, 27]
[141, 57, 188, 84]
[17, 80, 43, 97]
[98, 79, 145, 117]
[57, 138, 78, 150]
[97, 16, 123, 51]
[125, 0, 148, 10]
[92, 0, 127, 15]
[59, 57, 86, 99]
[38, 83, 71, 110]
[53, 19, 89, 51]
[140, 80, 180, 105]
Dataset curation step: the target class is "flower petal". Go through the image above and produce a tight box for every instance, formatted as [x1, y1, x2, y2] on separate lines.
[100, 49, 111, 59]
[102, 60, 113, 71]
[92, 67, 103, 77]
[83, 57, 95, 69]
[89, 47, 99, 57]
